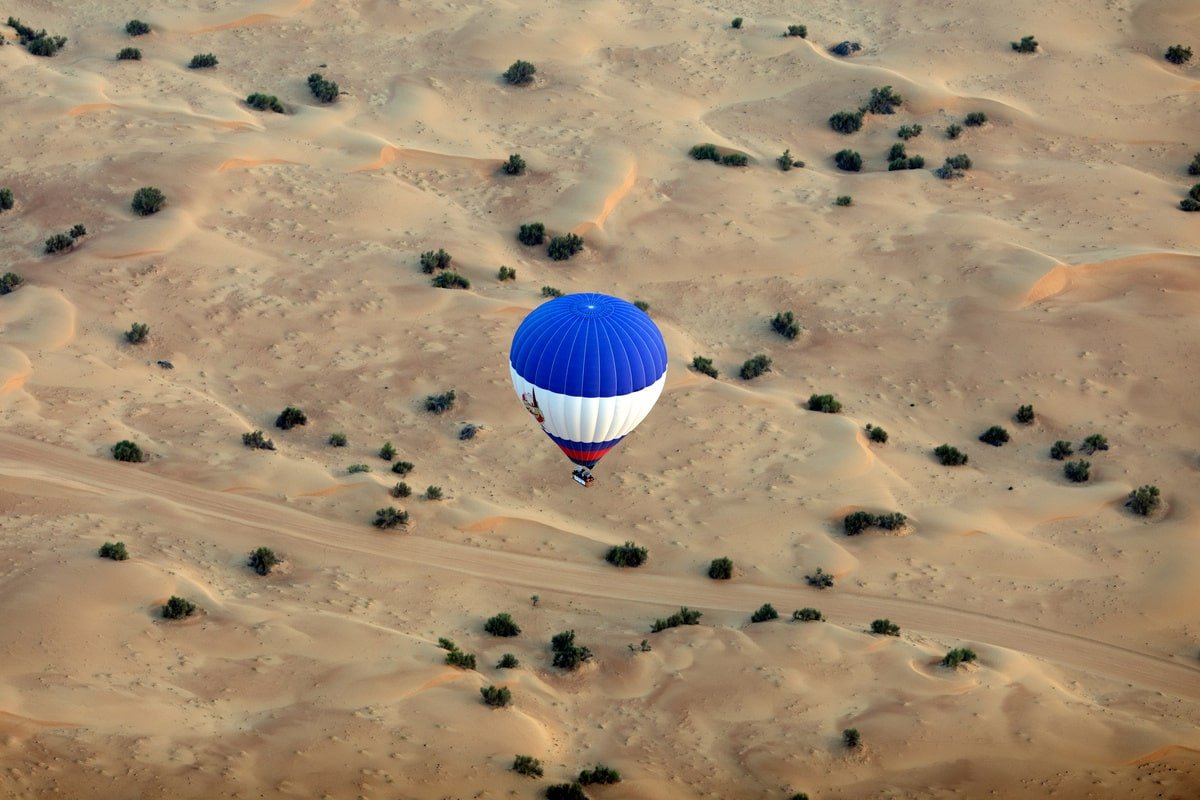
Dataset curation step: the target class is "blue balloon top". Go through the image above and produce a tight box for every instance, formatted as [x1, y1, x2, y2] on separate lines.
[510, 293, 668, 398]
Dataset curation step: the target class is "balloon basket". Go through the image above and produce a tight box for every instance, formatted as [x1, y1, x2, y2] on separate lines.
[571, 468, 595, 487]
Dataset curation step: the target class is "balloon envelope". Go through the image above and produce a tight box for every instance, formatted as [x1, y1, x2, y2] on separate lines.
[509, 293, 668, 469]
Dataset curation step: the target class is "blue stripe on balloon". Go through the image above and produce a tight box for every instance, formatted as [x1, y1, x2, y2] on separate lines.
[510, 293, 667, 398]
[544, 430, 627, 468]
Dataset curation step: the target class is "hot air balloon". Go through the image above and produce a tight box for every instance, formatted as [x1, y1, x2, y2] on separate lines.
[509, 293, 668, 485]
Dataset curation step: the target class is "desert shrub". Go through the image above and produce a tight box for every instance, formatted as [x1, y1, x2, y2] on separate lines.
[898, 124, 923, 140]
[946, 153, 972, 169]
[7, 17, 67, 56]
[1127, 485, 1161, 516]
[708, 557, 733, 580]
[691, 355, 718, 378]
[807, 394, 842, 413]
[843, 728, 862, 748]
[888, 143, 907, 162]
[391, 481, 411, 498]
[445, 648, 476, 669]
[480, 685, 511, 706]
[459, 424, 478, 440]
[650, 607, 702, 632]
[605, 541, 648, 567]
[1188, 153, 1200, 176]
[0, 188, 12, 210]
[889, 155, 925, 171]
[123, 322, 149, 344]
[829, 41, 862, 57]
[248, 546, 280, 575]
[112, 440, 145, 462]
[498, 265, 517, 281]
[347, 464, 370, 474]
[740, 354, 772, 380]
[579, 765, 621, 785]
[806, 568, 834, 589]
[721, 153, 749, 167]
[551, 630, 592, 670]
[946, 123, 963, 140]
[1011, 35, 1038, 53]
[242, 430, 276, 450]
[544, 784, 585, 800]
[424, 390, 456, 414]
[934, 157, 969, 179]
[391, 460, 413, 475]
[965, 111, 988, 127]
[246, 93, 284, 112]
[835, 195, 853, 206]
[979, 425, 1010, 446]
[502, 153, 527, 175]
[873, 513, 905, 531]
[772, 311, 800, 339]
[1165, 45, 1192, 65]
[503, 60, 537, 85]
[871, 618, 900, 636]
[843, 511, 875, 535]
[793, 607, 823, 622]
[1063, 460, 1091, 483]
[189, 53, 218, 69]
[518, 222, 546, 246]
[419, 248, 452, 273]
[834, 149, 862, 171]
[942, 647, 978, 667]
[864, 85, 902, 114]
[1182, 198, 1200, 212]
[777, 149, 801, 170]
[541, 286, 563, 298]
[786, 25, 807, 38]
[484, 612, 521, 637]
[99, 541, 129, 561]
[131, 187, 165, 216]
[791, 795, 810, 800]
[690, 143, 720, 161]
[328, 432, 348, 447]
[1081, 434, 1109, 454]
[1050, 440, 1073, 460]
[498, 653, 519, 668]
[0, 273, 24, 295]
[162, 596, 197, 619]
[513, 755, 542, 777]
[730, 17, 743, 29]
[126, 19, 151, 36]
[376, 442, 395, 461]
[1015, 404, 1035, 424]
[431, 271, 470, 289]
[373, 506, 409, 528]
[634, 300, 650, 312]
[307, 72, 338, 102]
[70, 224, 87, 239]
[865, 424, 888, 443]
[829, 110, 864, 134]
[117, 47, 141, 60]
[437, 637, 456, 651]
[425, 485, 443, 500]
[934, 444, 968, 465]
[44, 232, 77, 254]
[750, 603, 779, 623]
[275, 406, 307, 429]
[548, 233, 584, 260]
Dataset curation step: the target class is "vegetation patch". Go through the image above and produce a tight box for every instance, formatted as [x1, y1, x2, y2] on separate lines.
[1050, 440, 1073, 460]
[242, 430, 276, 450]
[708, 556, 733, 580]
[112, 440, 145, 462]
[771, 311, 800, 339]
[513, 755, 543, 777]
[424, 390, 456, 414]
[518, 223, 546, 246]
[247, 93, 284, 112]
[480, 685, 511, 706]
[307, 72, 338, 102]
[99, 541, 129, 561]
[750, 603, 779, 623]
[807, 394, 842, 413]
[188, 53, 218, 69]
[0, 188, 13, 210]
[834, 149, 862, 171]
[691, 356, 718, 378]
[978, 425, 1010, 446]
[420, 248, 453, 273]
[829, 110, 864, 134]
[650, 607, 702, 632]
[248, 547, 280, 575]
[502, 154, 526, 175]
[0, 272, 22, 295]
[828, 41, 862, 57]
[498, 265, 517, 281]
[1015, 404, 1035, 424]
[786, 25, 807, 38]
[864, 85, 902, 115]
[579, 765, 621, 785]
[605, 541, 648, 567]
[126, 20, 151, 36]
[373, 506, 409, 528]
[550, 629, 592, 670]
[1011, 35, 1038, 53]
[941, 647, 978, 667]
[484, 612, 521, 637]
[793, 607, 823, 622]
[132, 187, 166, 216]
[125, 322, 150, 344]
[503, 60, 536, 85]
[431, 271, 470, 289]
[964, 111, 988, 126]
[275, 406, 307, 429]
[739, 354, 772, 380]
[548, 233, 584, 261]
[117, 47, 141, 60]
[871, 618, 900, 636]
[864, 424, 888, 443]
[6, 17, 67, 56]
[1165, 45, 1192, 65]
[1063, 459, 1090, 483]
[898, 124, 923, 140]
[162, 596, 197, 619]
[806, 568, 833, 589]
[541, 286, 563, 298]
[1126, 485, 1161, 516]
[934, 444, 968, 465]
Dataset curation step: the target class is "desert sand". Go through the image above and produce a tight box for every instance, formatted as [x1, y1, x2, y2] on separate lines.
[1, 0, 1199, 797]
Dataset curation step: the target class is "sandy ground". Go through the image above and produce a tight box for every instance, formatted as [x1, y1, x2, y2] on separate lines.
[1, 0, 1199, 797]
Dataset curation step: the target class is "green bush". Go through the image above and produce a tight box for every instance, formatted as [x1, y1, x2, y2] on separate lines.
[750, 603, 779, 623]
[162, 596, 197, 619]
[550, 630, 592, 670]
[1015, 404, 1035, 424]
[772, 311, 800, 339]
[307, 72, 338, 102]
[979, 425, 1010, 446]
[373, 506, 409, 528]
[650, 607, 702, 632]
[503, 60, 537, 85]
[865, 424, 888, 443]
[513, 755, 543, 777]
[721, 153, 749, 167]
[739, 354, 772, 380]
[126, 20, 151, 36]
[777, 149, 803, 170]
[445, 648, 476, 669]
[248, 546, 280, 575]
[436, 637, 456, 651]
[0, 188, 12, 210]
[498, 265, 517, 281]
[131, 187, 165, 216]
[548, 233, 584, 260]
[44, 231, 80, 254]
[634, 300, 650, 312]
[498, 653, 519, 669]
[834, 149, 862, 171]
[419, 248, 452, 273]
[1063, 459, 1091, 483]
[112, 440, 145, 462]
[946, 153, 972, 169]
[391, 481, 411, 498]
[605, 541, 648, 567]
[876, 512, 906, 530]
[828, 41, 862, 57]
[376, 442, 395, 461]
[689, 143, 720, 161]
[6, 17, 67, 56]
[124, 322, 150, 344]
[246, 93, 284, 112]
[965, 111, 988, 126]
[1050, 441, 1072, 460]
[484, 612, 521, 637]
[946, 123, 963, 140]
[888, 143, 907, 162]
[1182, 198, 1200, 212]
[888, 155, 925, 171]
[117, 47, 141, 60]
[188, 53, 218, 69]
[871, 618, 900, 636]
[806, 568, 833, 588]
[347, 464, 370, 474]
[1011, 35, 1038, 53]
[502, 153, 526, 175]
[328, 432, 348, 447]
[480, 684, 511, 706]
[458, 423, 478, 440]
[1127, 485, 1161, 516]
[708, 556, 733, 580]
[1188, 153, 1200, 176]
[864, 85, 902, 115]
[541, 286, 564, 298]
[99, 541, 129, 561]
[807, 393, 842, 413]
[835, 195, 853, 206]
[431, 271, 470, 289]
[829, 110, 864, 134]
[424, 390, 456, 414]
[1081, 434, 1109, 454]
[942, 647, 978, 667]
[898, 124, 923, 140]
[730, 17, 743, 29]
[391, 460, 413, 475]
[793, 607, 823, 622]
[275, 406, 307, 429]
[1165, 45, 1192, 65]
[843, 511, 875, 535]
[518, 223, 546, 246]
[934, 444, 968, 465]
[579, 765, 621, 785]
[691, 355, 718, 378]
[242, 430, 275, 450]
[425, 485, 443, 500]
[786, 24, 807, 38]
[843, 728, 862, 748]
[544, 784, 585, 800]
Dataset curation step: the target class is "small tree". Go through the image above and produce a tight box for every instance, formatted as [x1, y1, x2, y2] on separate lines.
[548, 233, 584, 261]
[843, 511, 875, 535]
[541, 286, 564, 298]
[131, 187, 165, 216]
[419, 248, 453, 273]
[793, 607, 823, 622]
[275, 406, 307, 429]
[391, 460, 414, 475]
[99, 541, 129, 561]
[806, 568, 834, 589]
[125, 322, 150, 344]
[750, 603, 779, 623]
[579, 765, 621, 785]
[248, 546, 281, 575]
[691, 356, 718, 378]
[941, 647, 978, 667]
[934, 444, 968, 466]
[1063, 460, 1090, 483]
[44, 233, 75, 254]
[786, 24, 807, 38]
[730, 17, 743, 29]
[835, 195, 853, 206]
[480, 685, 511, 706]
[328, 432, 348, 447]
[502, 154, 527, 175]
[777, 149, 799, 170]
[864, 85, 902, 114]
[242, 430, 275, 450]
[708, 557, 733, 580]
[347, 464, 370, 474]
[946, 124, 963, 140]
[188, 53, 218, 69]
[875, 512, 906, 530]
[391, 482, 411, 498]
[829, 111, 864, 134]
[513, 755, 543, 777]
[162, 596, 197, 619]
[807, 394, 842, 413]
[828, 41, 862, 57]
[739, 354, 772, 380]
[551, 630, 592, 670]
[518, 222, 546, 246]
[634, 300, 650, 312]
[843, 728, 862, 748]
[1050, 440, 1073, 460]
[771, 311, 800, 339]
[650, 607, 702, 632]
[378, 442, 396, 461]
[459, 423, 478, 440]
[307, 72, 339, 103]
[865, 424, 888, 443]
[125, 19, 151, 36]
[431, 271, 470, 289]
[1127, 485, 1161, 516]
[1015, 405, 1035, 424]
[246, 93, 284, 113]
[979, 426, 1010, 446]
[1165, 45, 1192, 65]
[690, 143, 720, 161]
[1011, 35, 1038, 53]
[498, 653, 520, 669]
[834, 149, 862, 172]
[898, 124, 923, 140]
[425, 485, 443, 500]
[503, 60, 537, 85]
[373, 506, 409, 529]
[498, 265, 517, 281]
[1081, 434, 1108, 455]
[445, 648, 476, 669]
[424, 390, 456, 413]
[545, 784, 586, 800]
[112, 440, 145, 462]
[117, 47, 141, 60]
[605, 541, 648, 567]
[720, 152, 748, 167]
[0, 188, 13, 210]
[964, 111, 988, 126]
[484, 612, 521, 637]
[871, 618, 900, 636]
